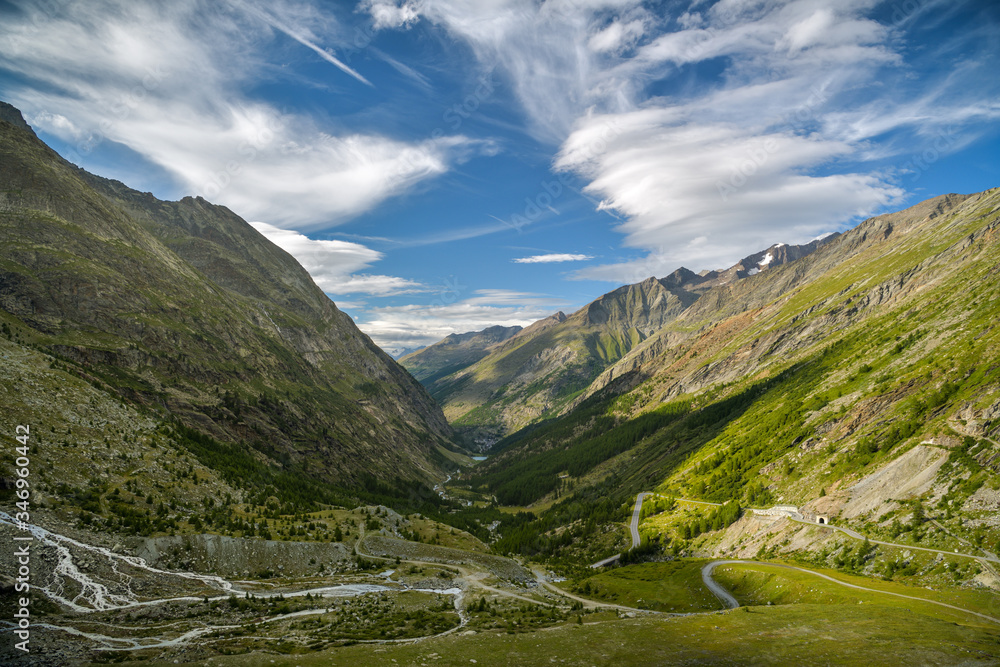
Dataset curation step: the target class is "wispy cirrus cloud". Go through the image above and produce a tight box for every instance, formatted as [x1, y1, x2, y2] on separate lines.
[513, 253, 593, 264]
[250, 222, 426, 296]
[0, 0, 489, 229]
[556, 109, 905, 281]
[363, 0, 656, 142]
[367, 0, 1000, 281]
[356, 288, 571, 351]
[234, 0, 372, 86]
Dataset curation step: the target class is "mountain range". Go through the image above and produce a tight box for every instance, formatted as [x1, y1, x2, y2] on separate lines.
[2, 99, 999, 665]
[402, 236, 839, 437]
[466, 188, 1000, 520]
[0, 101, 457, 494]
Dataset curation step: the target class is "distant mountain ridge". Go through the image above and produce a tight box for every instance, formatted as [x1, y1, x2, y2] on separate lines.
[401, 324, 523, 384]
[0, 102, 457, 489]
[405, 236, 838, 436]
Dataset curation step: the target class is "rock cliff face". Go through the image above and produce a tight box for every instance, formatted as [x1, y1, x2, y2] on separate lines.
[0, 103, 456, 486]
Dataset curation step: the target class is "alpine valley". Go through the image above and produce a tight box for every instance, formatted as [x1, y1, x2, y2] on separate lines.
[2, 103, 1000, 666]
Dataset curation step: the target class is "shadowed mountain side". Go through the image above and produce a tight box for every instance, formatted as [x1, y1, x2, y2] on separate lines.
[0, 104, 456, 487]
[470, 188, 1000, 521]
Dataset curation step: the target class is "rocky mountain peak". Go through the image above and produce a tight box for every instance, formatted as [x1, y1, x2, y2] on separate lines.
[660, 266, 705, 289]
[0, 101, 36, 136]
[736, 235, 841, 276]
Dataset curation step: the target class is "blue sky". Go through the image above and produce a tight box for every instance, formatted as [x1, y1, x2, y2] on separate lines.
[1, 0, 998, 354]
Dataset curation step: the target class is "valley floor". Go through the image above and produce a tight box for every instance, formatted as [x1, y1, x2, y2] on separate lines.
[2, 505, 999, 666]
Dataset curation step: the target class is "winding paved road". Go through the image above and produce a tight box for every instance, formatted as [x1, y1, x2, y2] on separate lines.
[629, 492, 652, 549]
[597, 492, 1000, 623]
[595, 492, 1000, 573]
[700, 559, 1000, 625]
[589, 491, 652, 568]
[700, 561, 739, 609]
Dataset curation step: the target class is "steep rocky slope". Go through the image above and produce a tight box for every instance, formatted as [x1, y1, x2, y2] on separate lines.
[578, 192, 981, 404]
[0, 103, 457, 490]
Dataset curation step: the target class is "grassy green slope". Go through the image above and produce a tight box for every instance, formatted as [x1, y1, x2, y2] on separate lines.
[124, 592, 1000, 666]
[468, 188, 1000, 566]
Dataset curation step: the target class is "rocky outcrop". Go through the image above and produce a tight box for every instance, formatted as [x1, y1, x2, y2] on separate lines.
[837, 445, 950, 521]
[133, 533, 354, 578]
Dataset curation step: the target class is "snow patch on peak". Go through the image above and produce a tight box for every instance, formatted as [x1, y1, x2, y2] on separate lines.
[760, 252, 774, 266]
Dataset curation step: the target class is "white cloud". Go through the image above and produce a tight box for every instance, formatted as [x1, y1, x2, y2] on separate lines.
[356, 290, 571, 351]
[332, 274, 428, 296]
[557, 111, 904, 281]
[350, 289, 568, 350]
[0, 0, 488, 228]
[250, 222, 426, 296]
[558, 2, 993, 280]
[251, 221, 382, 275]
[365, 0, 997, 284]
[362, 0, 422, 30]
[513, 253, 594, 264]
[363, 0, 646, 141]
[465, 289, 565, 306]
[23, 110, 79, 138]
[588, 18, 647, 54]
